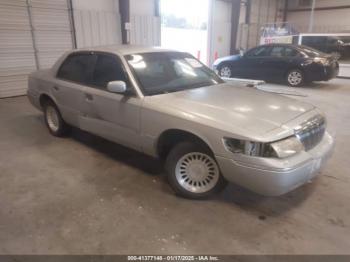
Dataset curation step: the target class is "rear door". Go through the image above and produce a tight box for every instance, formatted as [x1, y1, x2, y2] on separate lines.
[263, 46, 301, 81]
[79, 53, 142, 151]
[54, 52, 97, 126]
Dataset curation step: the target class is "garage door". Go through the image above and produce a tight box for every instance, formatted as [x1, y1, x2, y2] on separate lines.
[0, 0, 74, 98]
[30, 0, 74, 69]
[0, 0, 37, 98]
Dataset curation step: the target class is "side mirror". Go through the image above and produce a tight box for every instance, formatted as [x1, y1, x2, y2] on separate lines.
[107, 81, 127, 94]
[239, 49, 245, 57]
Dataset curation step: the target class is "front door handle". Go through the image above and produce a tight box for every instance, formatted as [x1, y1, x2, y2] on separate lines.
[53, 86, 59, 91]
[85, 93, 93, 101]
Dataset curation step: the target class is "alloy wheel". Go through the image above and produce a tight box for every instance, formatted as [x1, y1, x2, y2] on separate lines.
[288, 70, 303, 86]
[175, 152, 220, 193]
[220, 66, 232, 78]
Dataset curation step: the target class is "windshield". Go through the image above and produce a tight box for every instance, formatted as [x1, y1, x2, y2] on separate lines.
[125, 52, 224, 96]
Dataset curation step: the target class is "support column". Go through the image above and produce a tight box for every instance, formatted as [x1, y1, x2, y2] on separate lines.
[119, 0, 130, 44]
[308, 0, 316, 32]
[230, 0, 241, 54]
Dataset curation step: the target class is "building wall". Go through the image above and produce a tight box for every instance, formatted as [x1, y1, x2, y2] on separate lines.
[72, 0, 122, 47]
[287, 0, 350, 33]
[128, 0, 160, 46]
[129, 0, 154, 15]
[237, 0, 285, 50]
[208, 0, 232, 65]
[0, 0, 74, 98]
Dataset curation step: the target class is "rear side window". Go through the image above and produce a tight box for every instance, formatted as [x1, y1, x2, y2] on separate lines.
[285, 47, 299, 57]
[269, 46, 284, 57]
[92, 54, 128, 88]
[57, 53, 97, 84]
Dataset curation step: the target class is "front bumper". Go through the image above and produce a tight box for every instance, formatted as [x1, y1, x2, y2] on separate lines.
[323, 62, 339, 80]
[216, 132, 335, 196]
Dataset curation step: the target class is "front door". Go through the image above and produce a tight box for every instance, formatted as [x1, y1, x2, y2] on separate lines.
[79, 53, 142, 151]
[239, 45, 271, 80]
[54, 52, 97, 126]
[263, 46, 300, 82]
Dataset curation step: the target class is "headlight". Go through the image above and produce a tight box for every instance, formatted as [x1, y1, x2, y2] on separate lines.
[314, 57, 330, 66]
[224, 136, 304, 159]
[270, 136, 304, 158]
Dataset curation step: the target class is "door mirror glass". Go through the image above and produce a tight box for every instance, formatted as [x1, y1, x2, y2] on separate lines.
[239, 48, 245, 57]
[107, 81, 127, 94]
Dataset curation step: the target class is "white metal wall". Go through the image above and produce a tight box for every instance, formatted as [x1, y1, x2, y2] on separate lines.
[0, 0, 36, 98]
[129, 0, 161, 46]
[30, 0, 74, 68]
[208, 0, 232, 65]
[0, 0, 123, 98]
[73, 0, 122, 47]
[237, 0, 285, 50]
[129, 15, 161, 45]
[287, 0, 350, 33]
[0, 0, 73, 98]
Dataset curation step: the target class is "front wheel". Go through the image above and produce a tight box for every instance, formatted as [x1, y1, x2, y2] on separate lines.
[165, 142, 226, 199]
[219, 64, 232, 78]
[286, 69, 304, 87]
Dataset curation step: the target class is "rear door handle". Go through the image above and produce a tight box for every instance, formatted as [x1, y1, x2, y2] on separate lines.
[53, 86, 59, 91]
[85, 93, 93, 101]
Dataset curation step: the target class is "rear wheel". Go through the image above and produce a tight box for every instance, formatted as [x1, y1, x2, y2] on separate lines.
[286, 69, 304, 87]
[165, 142, 226, 199]
[219, 64, 232, 78]
[43, 100, 70, 137]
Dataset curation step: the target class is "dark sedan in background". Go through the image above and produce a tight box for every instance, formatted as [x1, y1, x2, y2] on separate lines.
[213, 44, 339, 87]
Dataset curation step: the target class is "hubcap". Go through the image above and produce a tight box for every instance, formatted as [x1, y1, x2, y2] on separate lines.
[220, 66, 232, 78]
[175, 152, 220, 193]
[288, 71, 302, 86]
[46, 106, 59, 132]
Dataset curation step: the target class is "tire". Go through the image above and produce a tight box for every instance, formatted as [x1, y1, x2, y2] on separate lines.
[286, 69, 304, 87]
[165, 142, 227, 199]
[219, 64, 232, 78]
[43, 100, 70, 137]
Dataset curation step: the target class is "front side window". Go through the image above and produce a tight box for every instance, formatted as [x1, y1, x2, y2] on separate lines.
[245, 46, 270, 57]
[92, 54, 128, 88]
[125, 52, 223, 96]
[57, 53, 97, 85]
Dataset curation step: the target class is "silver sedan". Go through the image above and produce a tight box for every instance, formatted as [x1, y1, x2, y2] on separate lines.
[27, 45, 334, 199]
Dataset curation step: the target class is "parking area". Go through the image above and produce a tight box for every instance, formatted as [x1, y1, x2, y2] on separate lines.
[0, 78, 349, 254]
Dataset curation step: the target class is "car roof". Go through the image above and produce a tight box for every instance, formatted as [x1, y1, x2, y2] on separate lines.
[258, 43, 297, 48]
[70, 44, 177, 56]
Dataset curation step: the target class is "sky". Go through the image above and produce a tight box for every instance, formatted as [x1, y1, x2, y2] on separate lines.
[160, 0, 209, 24]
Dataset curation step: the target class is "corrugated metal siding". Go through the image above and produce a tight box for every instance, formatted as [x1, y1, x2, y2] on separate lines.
[0, 1, 37, 98]
[73, 9, 122, 48]
[29, 0, 73, 69]
[0, 0, 74, 98]
[129, 15, 161, 46]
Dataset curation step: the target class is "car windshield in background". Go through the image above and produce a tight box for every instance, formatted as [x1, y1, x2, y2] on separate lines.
[125, 52, 224, 96]
[299, 45, 327, 57]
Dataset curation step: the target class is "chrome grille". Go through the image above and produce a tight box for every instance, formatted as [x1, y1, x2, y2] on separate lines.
[295, 114, 326, 151]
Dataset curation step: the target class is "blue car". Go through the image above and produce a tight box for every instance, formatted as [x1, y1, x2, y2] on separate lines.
[213, 44, 339, 87]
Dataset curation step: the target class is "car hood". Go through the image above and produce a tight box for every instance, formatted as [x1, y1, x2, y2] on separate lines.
[213, 54, 241, 66]
[147, 83, 315, 138]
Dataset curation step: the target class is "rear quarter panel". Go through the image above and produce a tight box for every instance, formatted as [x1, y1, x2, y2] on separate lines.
[27, 69, 57, 111]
